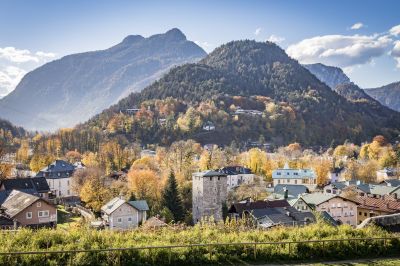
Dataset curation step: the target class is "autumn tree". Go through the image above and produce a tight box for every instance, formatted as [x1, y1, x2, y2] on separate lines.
[162, 171, 184, 222]
[29, 154, 55, 173]
[127, 168, 161, 210]
[71, 167, 104, 195]
[80, 174, 113, 212]
[16, 140, 30, 164]
[0, 141, 12, 180]
[65, 150, 82, 163]
[312, 158, 332, 185]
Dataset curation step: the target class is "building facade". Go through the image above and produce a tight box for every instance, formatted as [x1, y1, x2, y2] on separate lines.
[36, 160, 78, 198]
[192, 170, 227, 224]
[272, 163, 317, 190]
[219, 166, 255, 191]
[101, 197, 149, 230]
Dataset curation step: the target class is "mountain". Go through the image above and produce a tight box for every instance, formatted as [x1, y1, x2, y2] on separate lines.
[78, 40, 400, 147]
[365, 82, 400, 112]
[0, 28, 206, 131]
[303, 63, 351, 89]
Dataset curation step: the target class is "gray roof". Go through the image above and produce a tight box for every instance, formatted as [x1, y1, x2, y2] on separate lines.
[247, 206, 315, 225]
[0, 177, 50, 194]
[381, 179, 400, 187]
[129, 200, 149, 211]
[193, 170, 227, 178]
[357, 183, 396, 196]
[0, 191, 8, 205]
[101, 197, 127, 215]
[2, 190, 40, 218]
[35, 160, 75, 179]
[301, 193, 337, 207]
[274, 184, 309, 198]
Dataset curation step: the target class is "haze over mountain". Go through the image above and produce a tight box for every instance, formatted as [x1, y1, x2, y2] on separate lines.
[303, 63, 351, 89]
[81, 40, 400, 146]
[365, 82, 400, 112]
[0, 28, 206, 131]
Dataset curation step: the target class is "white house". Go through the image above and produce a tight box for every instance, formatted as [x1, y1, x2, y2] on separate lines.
[219, 166, 255, 191]
[327, 167, 345, 183]
[101, 197, 149, 230]
[202, 121, 215, 131]
[36, 160, 78, 198]
[272, 163, 317, 190]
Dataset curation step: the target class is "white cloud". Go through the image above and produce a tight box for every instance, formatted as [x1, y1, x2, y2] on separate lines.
[287, 34, 392, 68]
[254, 27, 262, 36]
[194, 41, 214, 52]
[36, 51, 56, 59]
[350, 23, 364, 30]
[267, 34, 285, 44]
[0, 47, 56, 63]
[0, 47, 39, 63]
[0, 46, 56, 97]
[391, 40, 400, 68]
[390, 24, 400, 36]
[0, 66, 26, 97]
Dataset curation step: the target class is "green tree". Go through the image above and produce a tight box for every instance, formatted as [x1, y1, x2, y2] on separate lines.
[162, 171, 184, 222]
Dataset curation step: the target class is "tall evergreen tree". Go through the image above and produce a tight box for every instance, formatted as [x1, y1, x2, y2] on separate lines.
[162, 171, 184, 222]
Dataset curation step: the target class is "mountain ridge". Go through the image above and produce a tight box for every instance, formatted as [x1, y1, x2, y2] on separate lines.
[0, 28, 206, 131]
[81, 40, 400, 146]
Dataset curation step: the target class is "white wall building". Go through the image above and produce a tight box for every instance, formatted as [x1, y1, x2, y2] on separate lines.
[272, 163, 317, 190]
[101, 197, 149, 230]
[219, 166, 256, 191]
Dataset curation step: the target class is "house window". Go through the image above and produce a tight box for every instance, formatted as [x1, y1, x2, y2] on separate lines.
[359, 212, 362, 215]
[278, 180, 281, 184]
[37, 202, 41, 207]
[38, 210, 49, 218]
[128, 217, 132, 222]
[326, 189, 332, 193]
[287, 179, 290, 183]
[295, 180, 297, 184]
[332, 204, 336, 208]
[26, 212, 32, 219]
[337, 203, 341, 208]
[117, 218, 122, 223]
[277, 172, 281, 175]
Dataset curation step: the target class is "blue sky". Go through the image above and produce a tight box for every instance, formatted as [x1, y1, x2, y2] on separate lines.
[0, 0, 399, 96]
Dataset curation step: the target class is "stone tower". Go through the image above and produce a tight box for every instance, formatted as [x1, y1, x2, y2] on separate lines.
[192, 170, 227, 224]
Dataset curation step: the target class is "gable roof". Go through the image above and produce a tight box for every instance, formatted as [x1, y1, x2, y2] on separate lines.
[101, 197, 128, 215]
[129, 200, 149, 211]
[1, 190, 40, 218]
[381, 179, 400, 187]
[246, 206, 316, 226]
[301, 193, 337, 207]
[193, 170, 227, 178]
[354, 196, 400, 213]
[219, 166, 252, 175]
[274, 184, 309, 198]
[228, 199, 290, 214]
[0, 177, 50, 194]
[35, 160, 75, 179]
[357, 183, 397, 196]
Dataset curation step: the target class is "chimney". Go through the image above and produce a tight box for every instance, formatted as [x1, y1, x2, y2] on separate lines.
[284, 187, 288, 199]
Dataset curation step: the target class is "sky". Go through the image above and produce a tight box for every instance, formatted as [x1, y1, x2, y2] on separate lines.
[0, 0, 399, 97]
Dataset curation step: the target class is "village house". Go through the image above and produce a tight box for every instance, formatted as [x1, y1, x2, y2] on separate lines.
[228, 199, 290, 219]
[0, 176, 51, 203]
[355, 196, 400, 225]
[36, 160, 78, 199]
[192, 170, 227, 224]
[380, 179, 400, 187]
[287, 197, 313, 212]
[327, 167, 345, 183]
[272, 163, 317, 190]
[219, 166, 255, 191]
[202, 121, 215, 131]
[376, 168, 398, 182]
[301, 193, 359, 226]
[101, 197, 149, 230]
[272, 184, 309, 200]
[1, 190, 57, 228]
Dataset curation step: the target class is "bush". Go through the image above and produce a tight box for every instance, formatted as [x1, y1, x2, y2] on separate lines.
[0, 221, 396, 265]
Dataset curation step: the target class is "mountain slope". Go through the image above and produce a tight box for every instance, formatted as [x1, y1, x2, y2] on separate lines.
[80, 40, 400, 147]
[303, 63, 351, 89]
[365, 82, 400, 112]
[0, 28, 206, 131]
